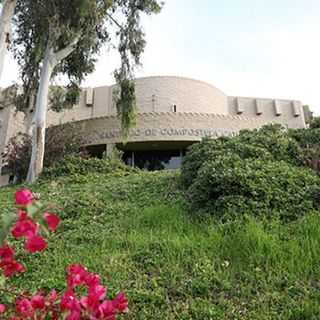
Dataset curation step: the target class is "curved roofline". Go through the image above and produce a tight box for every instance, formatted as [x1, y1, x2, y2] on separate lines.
[93, 75, 227, 97]
[133, 75, 226, 95]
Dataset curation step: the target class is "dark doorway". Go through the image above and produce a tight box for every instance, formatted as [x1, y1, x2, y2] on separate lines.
[85, 144, 106, 159]
[123, 149, 185, 170]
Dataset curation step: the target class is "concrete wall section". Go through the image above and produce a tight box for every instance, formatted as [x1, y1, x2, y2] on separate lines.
[77, 112, 268, 146]
[109, 76, 229, 115]
[228, 97, 306, 129]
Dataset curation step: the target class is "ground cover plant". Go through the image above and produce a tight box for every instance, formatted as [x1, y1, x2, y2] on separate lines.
[1, 166, 320, 319]
[1, 123, 320, 319]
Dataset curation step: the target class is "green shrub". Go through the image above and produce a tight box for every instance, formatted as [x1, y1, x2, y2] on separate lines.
[41, 152, 136, 179]
[289, 128, 320, 173]
[181, 124, 302, 187]
[309, 116, 320, 129]
[181, 125, 319, 221]
[186, 154, 319, 220]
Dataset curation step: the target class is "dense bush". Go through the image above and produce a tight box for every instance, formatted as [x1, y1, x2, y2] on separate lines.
[181, 124, 303, 188]
[289, 127, 320, 172]
[41, 151, 136, 179]
[309, 116, 320, 129]
[187, 154, 320, 220]
[181, 124, 320, 220]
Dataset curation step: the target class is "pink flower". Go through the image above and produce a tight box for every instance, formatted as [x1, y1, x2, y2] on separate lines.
[80, 295, 99, 313]
[0, 303, 6, 313]
[11, 219, 38, 239]
[113, 292, 129, 314]
[0, 259, 25, 277]
[17, 209, 28, 220]
[84, 272, 101, 288]
[65, 310, 81, 320]
[43, 212, 60, 232]
[48, 289, 58, 303]
[60, 290, 80, 312]
[98, 300, 116, 320]
[15, 189, 33, 206]
[0, 244, 14, 261]
[15, 298, 34, 317]
[81, 285, 106, 313]
[88, 284, 106, 301]
[31, 294, 45, 310]
[25, 235, 47, 253]
[66, 264, 88, 288]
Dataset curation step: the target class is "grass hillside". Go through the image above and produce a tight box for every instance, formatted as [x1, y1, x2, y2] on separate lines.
[1, 170, 320, 319]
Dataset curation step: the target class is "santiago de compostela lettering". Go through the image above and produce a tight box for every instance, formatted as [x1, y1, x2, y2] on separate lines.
[84, 127, 237, 144]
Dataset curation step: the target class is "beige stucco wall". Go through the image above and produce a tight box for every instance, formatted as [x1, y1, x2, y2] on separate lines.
[76, 112, 268, 146]
[44, 76, 230, 128]
[43, 77, 307, 131]
[228, 97, 306, 129]
[117, 76, 229, 115]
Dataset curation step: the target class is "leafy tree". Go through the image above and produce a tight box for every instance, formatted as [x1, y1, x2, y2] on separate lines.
[12, 0, 162, 182]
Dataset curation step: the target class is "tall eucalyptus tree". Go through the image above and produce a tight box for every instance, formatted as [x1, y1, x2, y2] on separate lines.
[13, 0, 162, 182]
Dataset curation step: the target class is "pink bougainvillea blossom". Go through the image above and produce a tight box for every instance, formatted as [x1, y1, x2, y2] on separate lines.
[30, 294, 45, 310]
[14, 189, 33, 206]
[25, 234, 47, 253]
[113, 292, 129, 314]
[15, 298, 34, 317]
[43, 212, 60, 231]
[11, 218, 38, 239]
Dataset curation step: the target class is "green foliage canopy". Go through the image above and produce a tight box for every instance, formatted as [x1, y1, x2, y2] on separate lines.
[181, 124, 320, 221]
[12, 0, 162, 134]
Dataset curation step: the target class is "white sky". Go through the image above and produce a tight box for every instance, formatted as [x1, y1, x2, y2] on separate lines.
[1, 0, 319, 114]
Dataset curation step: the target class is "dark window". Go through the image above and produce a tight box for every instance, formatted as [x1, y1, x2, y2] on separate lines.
[123, 150, 184, 170]
[85, 144, 106, 159]
[173, 105, 177, 112]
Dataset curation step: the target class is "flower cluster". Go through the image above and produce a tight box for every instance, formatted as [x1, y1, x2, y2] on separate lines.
[60, 264, 128, 319]
[0, 264, 128, 319]
[0, 244, 24, 278]
[0, 189, 128, 319]
[0, 189, 60, 278]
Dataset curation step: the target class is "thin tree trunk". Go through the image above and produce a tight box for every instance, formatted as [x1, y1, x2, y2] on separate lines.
[0, 0, 16, 82]
[26, 46, 54, 183]
[26, 36, 80, 182]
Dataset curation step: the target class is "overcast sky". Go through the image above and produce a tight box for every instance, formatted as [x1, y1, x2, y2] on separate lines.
[2, 0, 320, 114]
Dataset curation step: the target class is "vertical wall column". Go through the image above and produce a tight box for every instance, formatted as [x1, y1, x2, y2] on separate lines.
[106, 143, 115, 157]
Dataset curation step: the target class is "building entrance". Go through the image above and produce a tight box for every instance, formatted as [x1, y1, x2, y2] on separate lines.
[123, 149, 185, 170]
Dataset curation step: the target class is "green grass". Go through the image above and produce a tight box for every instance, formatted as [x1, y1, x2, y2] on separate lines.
[1, 170, 320, 319]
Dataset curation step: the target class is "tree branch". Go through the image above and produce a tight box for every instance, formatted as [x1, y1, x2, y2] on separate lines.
[106, 12, 123, 30]
[53, 34, 81, 63]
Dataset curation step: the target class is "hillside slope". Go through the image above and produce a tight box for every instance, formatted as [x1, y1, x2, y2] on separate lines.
[1, 170, 320, 319]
